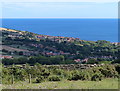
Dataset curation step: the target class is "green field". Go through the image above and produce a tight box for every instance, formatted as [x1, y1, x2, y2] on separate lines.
[2, 78, 118, 89]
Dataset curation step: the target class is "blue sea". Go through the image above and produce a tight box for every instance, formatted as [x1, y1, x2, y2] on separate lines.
[2, 18, 118, 42]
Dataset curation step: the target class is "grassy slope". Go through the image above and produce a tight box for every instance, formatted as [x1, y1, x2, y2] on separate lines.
[2, 78, 118, 89]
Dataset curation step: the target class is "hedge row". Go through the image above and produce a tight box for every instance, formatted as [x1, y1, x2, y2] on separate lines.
[2, 64, 120, 84]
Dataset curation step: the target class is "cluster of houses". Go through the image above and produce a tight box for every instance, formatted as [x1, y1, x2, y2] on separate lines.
[0, 55, 13, 59]
[29, 43, 71, 56]
[30, 44, 44, 48]
[74, 58, 89, 63]
[35, 35, 80, 43]
[1, 28, 81, 44]
[41, 51, 70, 56]
[90, 56, 117, 59]
[1, 28, 26, 40]
[111, 42, 119, 45]
[74, 55, 118, 63]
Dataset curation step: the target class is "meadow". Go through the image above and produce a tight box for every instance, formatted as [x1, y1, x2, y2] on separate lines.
[2, 63, 120, 89]
[2, 78, 118, 89]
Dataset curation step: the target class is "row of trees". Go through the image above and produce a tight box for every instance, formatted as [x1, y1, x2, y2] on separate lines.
[2, 55, 120, 65]
[2, 63, 120, 84]
[2, 55, 76, 65]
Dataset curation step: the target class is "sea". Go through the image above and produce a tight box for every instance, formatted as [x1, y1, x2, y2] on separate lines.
[1, 18, 118, 42]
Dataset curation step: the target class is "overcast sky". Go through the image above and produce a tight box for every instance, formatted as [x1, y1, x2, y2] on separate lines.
[0, 0, 118, 18]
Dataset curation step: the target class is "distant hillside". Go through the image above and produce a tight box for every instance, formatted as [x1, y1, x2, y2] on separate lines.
[1, 27, 119, 63]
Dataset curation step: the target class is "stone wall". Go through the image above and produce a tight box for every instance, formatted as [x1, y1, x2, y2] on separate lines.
[44, 64, 105, 70]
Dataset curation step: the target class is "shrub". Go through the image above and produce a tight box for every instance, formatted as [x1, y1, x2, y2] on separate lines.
[48, 75, 61, 81]
[91, 73, 104, 81]
[51, 69, 70, 79]
[36, 76, 44, 83]
[99, 65, 118, 78]
[79, 71, 91, 81]
[67, 73, 73, 81]
[67, 70, 91, 81]
[111, 59, 120, 64]
[52, 69, 64, 76]
[41, 69, 50, 78]
[115, 64, 120, 74]
[67, 70, 80, 81]
[2, 75, 12, 84]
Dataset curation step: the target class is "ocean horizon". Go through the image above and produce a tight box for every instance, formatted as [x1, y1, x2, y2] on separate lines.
[2, 18, 118, 42]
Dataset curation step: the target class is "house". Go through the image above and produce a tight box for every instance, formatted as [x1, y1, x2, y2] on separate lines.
[74, 59, 81, 62]
[0, 55, 13, 59]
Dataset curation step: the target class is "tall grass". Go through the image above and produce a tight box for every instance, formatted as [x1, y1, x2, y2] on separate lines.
[2, 78, 118, 89]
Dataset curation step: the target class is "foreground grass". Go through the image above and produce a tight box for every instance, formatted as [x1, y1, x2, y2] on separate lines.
[2, 78, 118, 89]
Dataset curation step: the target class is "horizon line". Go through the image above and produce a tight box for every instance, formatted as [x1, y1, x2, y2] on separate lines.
[0, 17, 118, 19]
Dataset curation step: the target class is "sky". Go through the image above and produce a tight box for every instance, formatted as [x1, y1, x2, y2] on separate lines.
[0, 0, 119, 18]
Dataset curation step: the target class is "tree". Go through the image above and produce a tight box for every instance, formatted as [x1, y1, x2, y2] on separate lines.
[112, 59, 120, 64]
[19, 51, 23, 55]
[87, 58, 98, 64]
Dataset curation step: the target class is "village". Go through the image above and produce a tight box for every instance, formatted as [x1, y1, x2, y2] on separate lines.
[0, 28, 119, 64]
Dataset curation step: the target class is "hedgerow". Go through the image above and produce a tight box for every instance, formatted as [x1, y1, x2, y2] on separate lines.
[2, 64, 119, 84]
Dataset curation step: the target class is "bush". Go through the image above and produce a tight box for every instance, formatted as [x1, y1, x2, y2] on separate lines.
[87, 58, 98, 64]
[91, 73, 104, 81]
[41, 69, 50, 78]
[115, 64, 120, 74]
[67, 73, 73, 81]
[67, 70, 91, 81]
[67, 70, 80, 81]
[51, 68, 69, 79]
[52, 69, 64, 76]
[36, 76, 44, 83]
[79, 71, 91, 81]
[48, 75, 61, 81]
[111, 59, 120, 64]
[99, 65, 118, 78]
